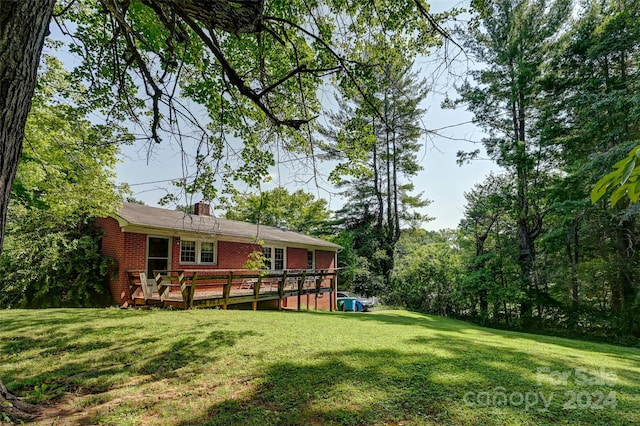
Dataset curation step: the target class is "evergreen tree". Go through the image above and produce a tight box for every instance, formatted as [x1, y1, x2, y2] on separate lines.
[321, 54, 431, 293]
[455, 0, 570, 320]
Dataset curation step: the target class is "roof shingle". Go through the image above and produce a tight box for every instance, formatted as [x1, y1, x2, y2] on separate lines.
[115, 202, 340, 250]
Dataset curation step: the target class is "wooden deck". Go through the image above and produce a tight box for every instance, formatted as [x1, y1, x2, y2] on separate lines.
[127, 269, 337, 311]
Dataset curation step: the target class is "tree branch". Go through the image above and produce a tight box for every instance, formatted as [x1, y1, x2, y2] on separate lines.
[174, 9, 313, 129]
[140, 0, 264, 34]
[101, 0, 164, 142]
[264, 15, 385, 122]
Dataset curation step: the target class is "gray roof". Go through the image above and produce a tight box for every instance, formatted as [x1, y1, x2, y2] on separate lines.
[114, 202, 340, 250]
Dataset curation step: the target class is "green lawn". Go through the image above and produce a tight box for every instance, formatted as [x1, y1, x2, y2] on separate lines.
[1, 308, 638, 425]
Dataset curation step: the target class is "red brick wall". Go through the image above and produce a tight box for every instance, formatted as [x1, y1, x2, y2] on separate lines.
[218, 241, 261, 269]
[287, 247, 308, 269]
[123, 233, 147, 272]
[284, 292, 333, 310]
[95, 217, 129, 304]
[316, 250, 336, 270]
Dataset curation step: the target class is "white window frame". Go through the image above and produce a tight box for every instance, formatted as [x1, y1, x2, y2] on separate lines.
[262, 246, 286, 271]
[307, 250, 315, 270]
[199, 241, 216, 264]
[180, 240, 197, 263]
[180, 239, 217, 265]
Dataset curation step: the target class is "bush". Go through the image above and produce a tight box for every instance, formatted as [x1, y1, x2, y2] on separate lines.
[0, 210, 113, 308]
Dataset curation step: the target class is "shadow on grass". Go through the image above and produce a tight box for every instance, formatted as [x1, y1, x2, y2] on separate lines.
[320, 310, 640, 359]
[178, 313, 640, 426]
[0, 312, 260, 398]
[138, 330, 259, 377]
[1, 309, 638, 425]
[0, 308, 136, 332]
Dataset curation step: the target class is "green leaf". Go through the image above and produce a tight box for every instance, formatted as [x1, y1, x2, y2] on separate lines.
[620, 158, 636, 185]
[629, 180, 640, 203]
[591, 174, 614, 203]
[610, 185, 628, 207]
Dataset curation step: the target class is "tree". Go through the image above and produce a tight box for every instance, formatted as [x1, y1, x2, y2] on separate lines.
[0, 54, 125, 309]
[0, 0, 56, 253]
[321, 53, 431, 292]
[459, 173, 508, 319]
[222, 187, 331, 235]
[0, 3, 452, 415]
[586, 0, 640, 207]
[455, 0, 570, 320]
[390, 228, 463, 315]
[545, 0, 640, 333]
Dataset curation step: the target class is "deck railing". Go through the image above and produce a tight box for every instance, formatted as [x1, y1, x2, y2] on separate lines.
[127, 269, 337, 311]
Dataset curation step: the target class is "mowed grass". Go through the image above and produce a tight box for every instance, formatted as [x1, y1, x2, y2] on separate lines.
[1, 308, 639, 425]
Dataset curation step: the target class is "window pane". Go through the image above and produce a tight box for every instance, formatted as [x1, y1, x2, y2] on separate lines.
[307, 250, 314, 269]
[181, 240, 196, 263]
[147, 258, 168, 278]
[262, 247, 272, 269]
[200, 242, 215, 263]
[148, 237, 169, 258]
[274, 248, 284, 270]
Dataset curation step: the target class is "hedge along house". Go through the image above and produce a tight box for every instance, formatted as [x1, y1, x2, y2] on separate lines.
[95, 202, 341, 310]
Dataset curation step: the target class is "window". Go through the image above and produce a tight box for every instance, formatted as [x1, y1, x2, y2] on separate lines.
[262, 246, 285, 270]
[274, 248, 284, 270]
[180, 240, 196, 263]
[262, 247, 272, 270]
[200, 242, 215, 263]
[180, 240, 216, 265]
[307, 250, 314, 270]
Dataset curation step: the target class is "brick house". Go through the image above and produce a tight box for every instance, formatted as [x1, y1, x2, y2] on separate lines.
[95, 202, 340, 309]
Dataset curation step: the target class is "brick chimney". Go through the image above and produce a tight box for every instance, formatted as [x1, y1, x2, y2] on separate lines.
[194, 201, 210, 216]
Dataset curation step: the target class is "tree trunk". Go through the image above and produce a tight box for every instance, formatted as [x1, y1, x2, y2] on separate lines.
[0, 378, 40, 422]
[566, 221, 580, 309]
[0, 3, 53, 409]
[0, 0, 55, 255]
[613, 217, 637, 333]
[139, 0, 264, 34]
[473, 215, 496, 319]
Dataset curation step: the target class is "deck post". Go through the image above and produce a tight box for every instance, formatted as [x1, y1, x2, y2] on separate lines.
[252, 276, 262, 311]
[223, 272, 233, 310]
[187, 272, 198, 309]
[306, 274, 311, 312]
[278, 271, 287, 311]
[329, 273, 333, 312]
[315, 270, 324, 311]
[298, 271, 306, 312]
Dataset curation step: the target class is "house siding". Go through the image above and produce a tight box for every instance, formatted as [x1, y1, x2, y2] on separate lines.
[286, 247, 308, 269]
[283, 249, 336, 310]
[316, 250, 336, 270]
[283, 290, 332, 310]
[95, 217, 146, 304]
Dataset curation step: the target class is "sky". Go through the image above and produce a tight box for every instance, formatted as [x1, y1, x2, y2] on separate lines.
[96, 0, 498, 231]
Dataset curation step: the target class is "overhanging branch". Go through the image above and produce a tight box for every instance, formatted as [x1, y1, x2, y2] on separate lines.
[174, 9, 313, 129]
